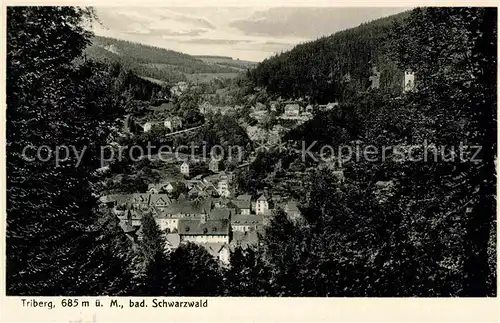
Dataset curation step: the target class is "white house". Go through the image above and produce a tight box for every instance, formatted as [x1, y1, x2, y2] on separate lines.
[404, 71, 415, 92]
[256, 194, 269, 215]
[180, 161, 190, 177]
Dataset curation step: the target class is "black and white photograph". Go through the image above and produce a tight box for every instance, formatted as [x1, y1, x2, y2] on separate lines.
[5, 4, 497, 301]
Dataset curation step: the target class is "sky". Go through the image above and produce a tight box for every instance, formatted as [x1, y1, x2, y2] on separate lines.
[91, 7, 409, 62]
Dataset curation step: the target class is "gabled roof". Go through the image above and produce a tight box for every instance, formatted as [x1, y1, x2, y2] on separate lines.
[132, 193, 150, 204]
[208, 208, 233, 220]
[178, 219, 230, 236]
[230, 231, 259, 250]
[257, 194, 267, 201]
[228, 199, 251, 209]
[165, 233, 181, 249]
[150, 194, 172, 206]
[119, 221, 137, 233]
[236, 194, 252, 201]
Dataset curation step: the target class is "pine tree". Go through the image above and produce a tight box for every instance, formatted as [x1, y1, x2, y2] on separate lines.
[7, 6, 131, 295]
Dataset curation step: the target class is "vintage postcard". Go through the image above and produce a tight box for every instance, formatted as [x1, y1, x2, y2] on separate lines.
[1, 1, 498, 322]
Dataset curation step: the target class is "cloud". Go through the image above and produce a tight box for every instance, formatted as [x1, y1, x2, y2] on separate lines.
[230, 7, 409, 38]
[92, 6, 410, 61]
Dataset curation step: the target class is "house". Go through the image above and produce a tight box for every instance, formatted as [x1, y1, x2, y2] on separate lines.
[187, 185, 208, 199]
[147, 183, 172, 194]
[131, 193, 151, 209]
[208, 208, 233, 220]
[319, 102, 339, 111]
[164, 116, 183, 131]
[155, 213, 182, 233]
[270, 101, 279, 112]
[208, 158, 220, 173]
[284, 103, 301, 117]
[331, 170, 345, 183]
[227, 199, 251, 215]
[236, 194, 252, 202]
[180, 161, 190, 177]
[231, 215, 263, 232]
[374, 180, 395, 203]
[403, 71, 415, 92]
[199, 101, 212, 114]
[204, 243, 231, 265]
[149, 194, 172, 209]
[143, 121, 153, 132]
[255, 102, 267, 111]
[230, 231, 260, 251]
[118, 209, 145, 227]
[284, 200, 301, 220]
[178, 217, 230, 244]
[256, 194, 269, 215]
[100, 194, 131, 208]
[217, 178, 231, 197]
[162, 199, 213, 219]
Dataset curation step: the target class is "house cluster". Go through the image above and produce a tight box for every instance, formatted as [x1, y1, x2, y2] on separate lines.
[368, 66, 416, 92]
[102, 187, 300, 265]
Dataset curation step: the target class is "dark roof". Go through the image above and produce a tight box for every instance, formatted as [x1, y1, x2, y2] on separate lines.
[178, 219, 230, 236]
[228, 199, 251, 209]
[230, 231, 259, 250]
[162, 199, 212, 215]
[231, 215, 263, 225]
[208, 208, 233, 220]
[236, 194, 252, 201]
[165, 233, 181, 249]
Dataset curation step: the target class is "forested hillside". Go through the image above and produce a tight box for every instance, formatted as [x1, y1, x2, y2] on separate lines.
[85, 36, 241, 83]
[248, 11, 410, 102]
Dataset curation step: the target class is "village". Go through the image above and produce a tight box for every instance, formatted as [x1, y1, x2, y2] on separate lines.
[101, 66, 417, 266]
[100, 155, 301, 265]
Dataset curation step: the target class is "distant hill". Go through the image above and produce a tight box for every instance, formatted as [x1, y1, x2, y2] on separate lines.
[85, 36, 243, 83]
[249, 11, 411, 103]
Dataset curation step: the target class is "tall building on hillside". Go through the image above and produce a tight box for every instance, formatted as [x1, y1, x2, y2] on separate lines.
[180, 161, 190, 177]
[369, 66, 381, 89]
